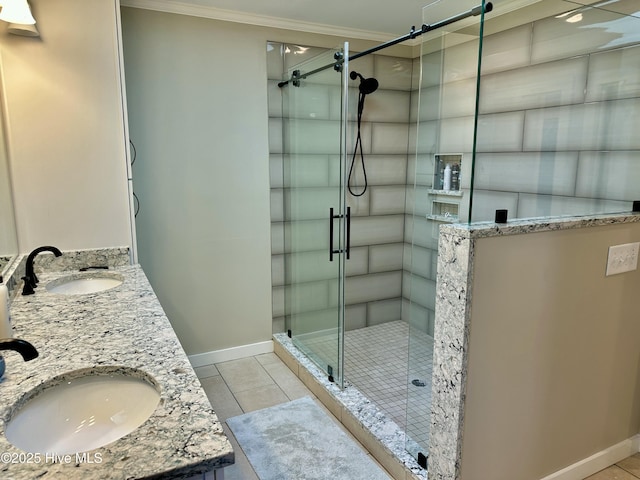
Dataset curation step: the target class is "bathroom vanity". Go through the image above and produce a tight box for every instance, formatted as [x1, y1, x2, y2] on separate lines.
[0, 253, 234, 479]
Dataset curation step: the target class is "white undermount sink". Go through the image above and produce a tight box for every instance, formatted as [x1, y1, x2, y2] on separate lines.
[45, 272, 124, 295]
[5, 367, 161, 455]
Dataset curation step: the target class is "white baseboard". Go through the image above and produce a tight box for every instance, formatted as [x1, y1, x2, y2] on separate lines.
[188, 340, 274, 367]
[540, 434, 640, 480]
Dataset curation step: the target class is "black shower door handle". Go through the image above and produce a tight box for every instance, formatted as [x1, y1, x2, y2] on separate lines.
[329, 207, 351, 262]
[330, 207, 335, 262]
[346, 206, 351, 260]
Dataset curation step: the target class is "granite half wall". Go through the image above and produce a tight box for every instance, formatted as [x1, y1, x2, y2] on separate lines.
[428, 212, 640, 480]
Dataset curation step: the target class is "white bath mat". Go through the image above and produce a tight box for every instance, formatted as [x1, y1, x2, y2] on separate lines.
[226, 396, 391, 480]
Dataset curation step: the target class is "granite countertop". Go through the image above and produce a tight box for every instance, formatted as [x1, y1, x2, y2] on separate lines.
[0, 265, 234, 479]
[440, 211, 640, 238]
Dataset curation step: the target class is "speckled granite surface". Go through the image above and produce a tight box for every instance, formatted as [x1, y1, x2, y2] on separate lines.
[440, 212, 640, 239]
[428, 230, 473, 480]
[0, 264, 234, 479]
[428, 211, 640, 480]
[3, 247, 131, 303]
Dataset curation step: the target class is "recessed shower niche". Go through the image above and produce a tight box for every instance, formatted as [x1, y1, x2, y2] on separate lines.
[427, 154, 464, 239]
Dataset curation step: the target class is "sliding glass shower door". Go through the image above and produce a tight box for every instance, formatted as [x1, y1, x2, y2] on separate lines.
[283, 45, 349, 388]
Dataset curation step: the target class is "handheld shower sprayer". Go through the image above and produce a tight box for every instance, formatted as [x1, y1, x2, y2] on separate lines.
[350, 71, 379, 95]
[348, 71, 378, 197]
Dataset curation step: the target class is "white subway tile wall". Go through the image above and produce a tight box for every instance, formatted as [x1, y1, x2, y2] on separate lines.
[272, 286, 285, 318]
[367, 298, 403, 326]
[270, 222, 284, 255]
[403, 244, 436, 281]
[476, 112, 525, 152]
[523, 99, 640, 152]
[469, 190, 520, 222]
[436, 116, 476, 153]
[586, 46, 640, 102]
[517, 193, 630, 218]
[350, 215, 405, 246]
[268, 42, 416, 337]
[268, 118, 283, 154]
[342, 271, 403, 305]
[373, 55, 413, 91]
[369, 186, 407, 215]
[269, 7, 640, 340]
[403, 215, 438, 250]
[370, 123, 410, 155]
[345, 304, 367, 330]
[269, 154, 284, 188]
[576, 151, 640, 201]
[344, 247, 370, 276]
[472, 152, 579, 196]
[480, 24, 532, 75]
[462, 9, 639, 221]
[341, 155, 408, 186]
[270, 189, 284, 222]
[402, 272, 437, 311]
[479, 57, 589, 113]
[369, 243, 405, 273]
[530, 7, 640, 64]
[361, 90, 411, 123]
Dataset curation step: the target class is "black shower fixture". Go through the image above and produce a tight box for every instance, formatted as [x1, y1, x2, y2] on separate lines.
[350, 71, 379, 95]
[348, 71, 379, 197]
[278, 3, 492, 88]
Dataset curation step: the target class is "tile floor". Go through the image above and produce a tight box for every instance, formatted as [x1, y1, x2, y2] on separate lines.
[197, 351, 640, 480]
[344, 322, 433, 453]
[586, 454, 640, 479]
[196, 350, 640, 480]
[195, 352, 393, 480]
[297, 321, 433, 452]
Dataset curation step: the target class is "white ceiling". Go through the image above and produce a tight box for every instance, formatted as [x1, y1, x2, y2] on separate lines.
[122, 0, 524, 41]
[184, 0, 434, 36]
[122, 0, 640, 41]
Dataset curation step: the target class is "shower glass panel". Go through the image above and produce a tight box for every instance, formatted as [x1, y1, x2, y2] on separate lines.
[283, 45, 349, 388]
[468, 0, 640, 222]
[405, 0, 487, 462]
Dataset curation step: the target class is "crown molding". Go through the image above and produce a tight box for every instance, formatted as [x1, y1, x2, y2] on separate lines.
[119, 0, 419, 45]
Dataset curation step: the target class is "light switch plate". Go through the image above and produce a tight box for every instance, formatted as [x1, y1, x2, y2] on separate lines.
[606, 242, 640, 276]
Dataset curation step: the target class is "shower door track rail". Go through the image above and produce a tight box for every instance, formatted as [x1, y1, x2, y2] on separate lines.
[277, 2, 492, 88]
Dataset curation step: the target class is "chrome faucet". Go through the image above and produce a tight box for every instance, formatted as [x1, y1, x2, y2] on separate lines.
[0, 338, 38, 361]
[22, 246, 62, 295]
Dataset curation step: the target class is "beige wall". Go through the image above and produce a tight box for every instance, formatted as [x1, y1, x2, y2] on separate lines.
[121, 8, 274, 355]
[460, 222, 640, 479]
[120, 8, 412, 355]
[1, 0, 133, 253]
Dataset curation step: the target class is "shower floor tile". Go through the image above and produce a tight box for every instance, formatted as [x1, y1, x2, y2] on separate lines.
[345, 321, 433, 452]
[297, 320, 434, 452]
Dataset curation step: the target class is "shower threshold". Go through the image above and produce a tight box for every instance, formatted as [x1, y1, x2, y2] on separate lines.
[273, 329, 428, 480]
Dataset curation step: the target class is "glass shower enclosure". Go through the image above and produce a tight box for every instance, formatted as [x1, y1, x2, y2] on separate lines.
[405, 0, 488, 463]
[283, 44, 350, 388]
[279, 1, 493, 468]
[407, 0, 640, 464]
[277, 0, 640, 472]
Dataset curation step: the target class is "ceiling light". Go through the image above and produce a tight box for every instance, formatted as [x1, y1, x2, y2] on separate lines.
[7, 22, 38, 36]
[555, 9, 578, 19]
[0, 0, 36, 25]
[566, 13, 583, 23]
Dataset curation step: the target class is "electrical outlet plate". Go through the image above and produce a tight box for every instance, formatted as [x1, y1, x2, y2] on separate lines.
[606, 242, 640, 276]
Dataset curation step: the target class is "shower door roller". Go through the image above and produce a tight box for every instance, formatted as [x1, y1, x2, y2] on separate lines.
[329, 207, 351, 262]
